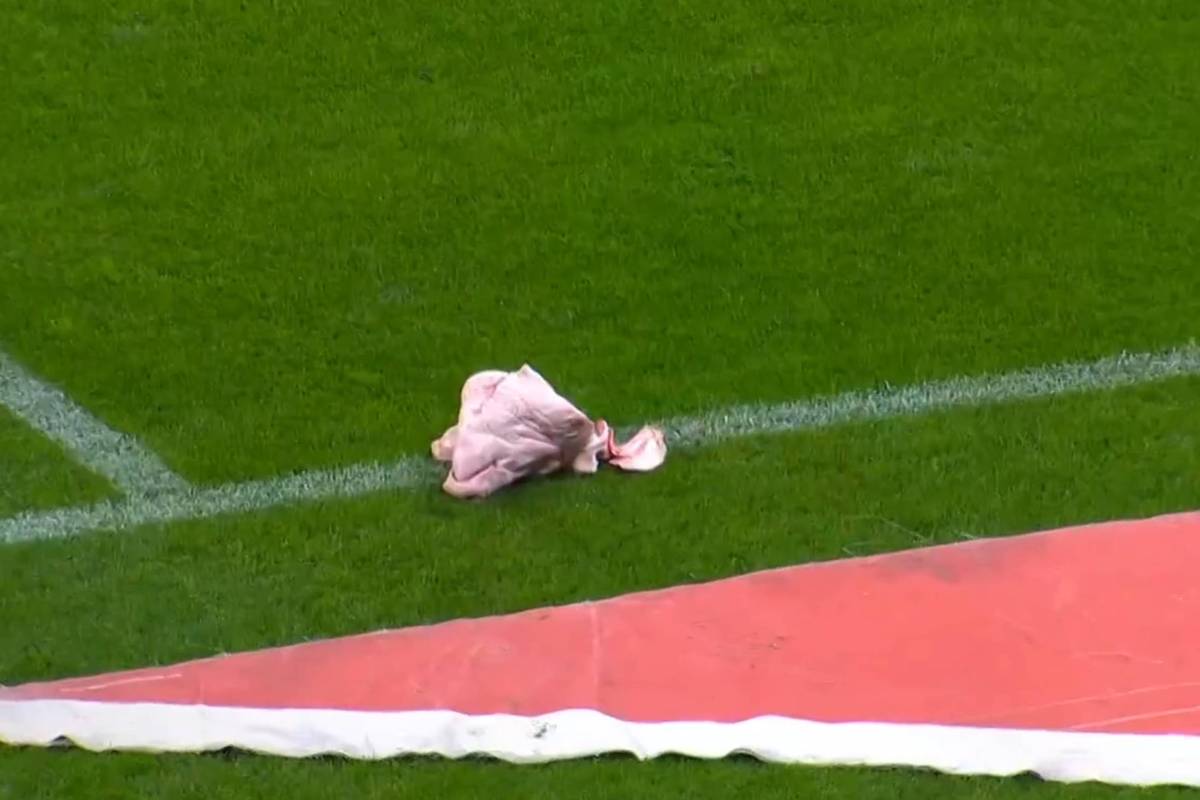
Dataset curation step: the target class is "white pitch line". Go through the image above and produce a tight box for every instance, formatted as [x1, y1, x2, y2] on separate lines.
[1, 344, 1198, 545]
[0, 459, 439, 544]
[656, 344, 1200, 448]
[0, 349, 188, 496]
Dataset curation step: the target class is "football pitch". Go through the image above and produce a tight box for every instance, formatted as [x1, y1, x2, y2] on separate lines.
[2, 0, 1199, 796]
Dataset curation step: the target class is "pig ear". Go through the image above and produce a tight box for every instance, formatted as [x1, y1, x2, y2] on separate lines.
[606, 426, 667, 472]
[518, 363, 549, 381]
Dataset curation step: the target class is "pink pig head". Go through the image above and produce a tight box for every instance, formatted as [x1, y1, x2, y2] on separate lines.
[431, 365, 666, 499]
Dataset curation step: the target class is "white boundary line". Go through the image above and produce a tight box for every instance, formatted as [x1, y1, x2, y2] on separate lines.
[0, 459, 439, 544]
[656, 343, 1200, 447]
[2, 344, 1198, 545]
[0, 349, 188, 495]
[3, 701, 1200, 787]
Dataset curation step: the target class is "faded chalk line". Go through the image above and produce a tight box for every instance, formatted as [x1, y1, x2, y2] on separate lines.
[2, 344, 1199, 545]
[0, 349, 188, 495]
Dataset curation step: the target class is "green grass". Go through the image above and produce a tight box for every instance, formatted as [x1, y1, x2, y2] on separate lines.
[2, 0, 1197, 482]
[5, 751, 1200, 800]
[4, 384, 1200, 796]
[2, 380, 1199, 683]
[2, 0, 1200, 796]
[0, 408, 113, 518]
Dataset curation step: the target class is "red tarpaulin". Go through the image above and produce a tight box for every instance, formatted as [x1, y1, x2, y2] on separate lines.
[4, 512, 1200, 787]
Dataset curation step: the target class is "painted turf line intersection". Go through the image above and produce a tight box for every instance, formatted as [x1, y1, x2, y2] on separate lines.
[1, 344, 1199, 544]
[0, 350, 187, 495]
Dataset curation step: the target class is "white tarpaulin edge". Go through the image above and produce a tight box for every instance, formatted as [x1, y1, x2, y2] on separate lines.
[3, 700, 1200, 787]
